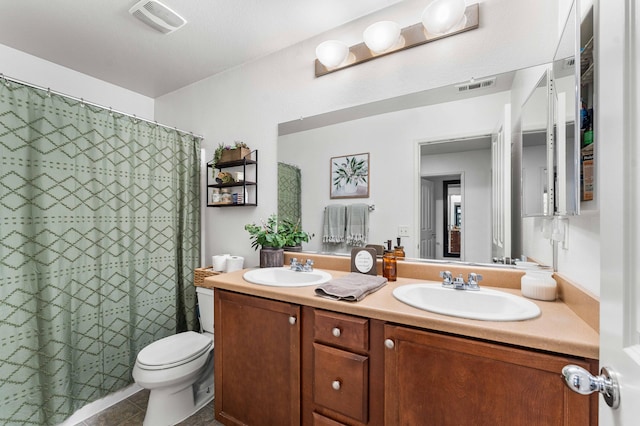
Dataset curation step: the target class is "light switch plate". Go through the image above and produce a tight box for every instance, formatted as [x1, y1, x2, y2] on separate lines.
[398, 225, 410, 237]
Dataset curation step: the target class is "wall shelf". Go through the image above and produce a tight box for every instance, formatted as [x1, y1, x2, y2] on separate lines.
[206, 150, 258, 207]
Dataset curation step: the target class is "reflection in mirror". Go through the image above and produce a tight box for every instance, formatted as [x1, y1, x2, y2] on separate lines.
[444, 180, 461, 258]
[419, 136, 491, 263]
[552, 0, 580, 216]
[521, 70, 552, 217]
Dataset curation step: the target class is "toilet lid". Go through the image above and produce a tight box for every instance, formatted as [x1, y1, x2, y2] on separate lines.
[136, 331, 212, 370]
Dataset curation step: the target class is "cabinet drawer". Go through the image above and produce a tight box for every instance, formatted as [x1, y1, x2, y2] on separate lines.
[313, 343, 368, 423]
[313, 412, 349, 426]
[314, 309, 369, 352]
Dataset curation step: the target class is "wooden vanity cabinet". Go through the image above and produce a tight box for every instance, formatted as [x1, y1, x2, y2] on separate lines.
[214, 290, 597, 426]
[214, 290, 301, 426]
[383, 324, 598, 426]
[301, 307, 384, 426]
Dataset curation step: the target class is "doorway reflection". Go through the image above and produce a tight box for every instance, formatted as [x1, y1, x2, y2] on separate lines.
[444, 180, 462, 258]
[420, 174, 463, 261]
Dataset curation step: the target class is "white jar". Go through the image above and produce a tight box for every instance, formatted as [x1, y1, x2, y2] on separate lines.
[521, 270, 557, 301]
[211, 188, 221, 204]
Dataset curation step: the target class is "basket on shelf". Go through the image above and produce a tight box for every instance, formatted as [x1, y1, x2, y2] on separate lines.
[194, 267, 220, 287]
[220, 147, 251, 163]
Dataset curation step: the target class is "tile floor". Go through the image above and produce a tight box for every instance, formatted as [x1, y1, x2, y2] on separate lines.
[73, 389, 224, 426]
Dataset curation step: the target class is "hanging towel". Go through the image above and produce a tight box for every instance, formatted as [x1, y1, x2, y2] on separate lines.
[322, 204, 346, 243]
[315, 273, 388, 302]
[346, 203, 369, 246]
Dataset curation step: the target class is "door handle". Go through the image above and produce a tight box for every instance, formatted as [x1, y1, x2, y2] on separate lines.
[561, 365, 620, 409]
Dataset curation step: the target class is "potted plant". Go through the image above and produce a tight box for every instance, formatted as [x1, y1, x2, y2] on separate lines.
[332, 155, 368, 194]
[279, 218, 313, 252]
[212, 141, 251, 169]
[244, 214, 286, 268]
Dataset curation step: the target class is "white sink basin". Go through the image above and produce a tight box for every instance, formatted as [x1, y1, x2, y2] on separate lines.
[393, 283, 541, 321]
[243, 267, 332, 287]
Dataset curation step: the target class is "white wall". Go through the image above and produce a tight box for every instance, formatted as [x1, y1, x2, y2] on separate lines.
[0, 44, 154, 118]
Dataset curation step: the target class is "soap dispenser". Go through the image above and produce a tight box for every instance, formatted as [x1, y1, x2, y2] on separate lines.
[393, 237, 405, 259]
[383, 240, 397, 281]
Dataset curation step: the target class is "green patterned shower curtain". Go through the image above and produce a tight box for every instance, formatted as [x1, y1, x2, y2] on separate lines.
[278, 162, 301, 224]
[0, 80, 201, 425]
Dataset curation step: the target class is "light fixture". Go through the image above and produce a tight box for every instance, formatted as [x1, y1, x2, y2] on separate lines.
[363, 21, 402, 54]
[315, 40, 350, 68]
[315, 2, 478, 77]
[422, 0, 467, 35]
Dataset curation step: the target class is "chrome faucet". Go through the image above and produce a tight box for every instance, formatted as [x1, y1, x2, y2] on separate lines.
[439, 271, 482, 290]
[302, 259, 314, 272]
[290, 258, 314, 272]
[466, 272, 483, 290]
[440, 271, 454, 288]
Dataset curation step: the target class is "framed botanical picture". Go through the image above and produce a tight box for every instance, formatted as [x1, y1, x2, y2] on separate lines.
[330, 152, 370, 199]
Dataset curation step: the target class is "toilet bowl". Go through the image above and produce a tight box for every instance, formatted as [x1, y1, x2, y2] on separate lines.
[132, 287, 215, 426]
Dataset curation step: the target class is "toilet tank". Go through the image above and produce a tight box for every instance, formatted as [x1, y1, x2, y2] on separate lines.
[196, 287, 214, 335]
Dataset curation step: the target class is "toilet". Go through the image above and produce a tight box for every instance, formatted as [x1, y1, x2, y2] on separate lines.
[133, 287, 214, 426]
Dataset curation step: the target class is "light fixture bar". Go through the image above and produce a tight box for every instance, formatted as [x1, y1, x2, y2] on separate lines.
[315, 3, 479, 77]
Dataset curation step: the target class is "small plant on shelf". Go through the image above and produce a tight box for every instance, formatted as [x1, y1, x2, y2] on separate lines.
[212, 141, 250, 168]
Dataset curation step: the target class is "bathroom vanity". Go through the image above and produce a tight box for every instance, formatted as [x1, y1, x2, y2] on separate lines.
[202, 255, 598, 426]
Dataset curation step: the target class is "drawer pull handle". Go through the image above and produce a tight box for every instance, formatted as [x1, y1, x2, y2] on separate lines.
[289, 316, 296, 325]
[384, 339, 395, 349]
[332, 327, 341, 337]
[332, 380, 341, 391]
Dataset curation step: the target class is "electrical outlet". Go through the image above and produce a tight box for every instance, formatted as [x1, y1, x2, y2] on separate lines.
[398, 225, 410, 237]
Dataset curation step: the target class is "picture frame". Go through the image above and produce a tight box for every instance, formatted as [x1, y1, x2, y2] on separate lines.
[330, 152, 370, 199]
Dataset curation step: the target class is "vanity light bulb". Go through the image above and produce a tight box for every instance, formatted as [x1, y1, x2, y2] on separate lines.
[363, 21, 401, 54]
[316, 40, 350, 68]
[422, 0, 467, 35]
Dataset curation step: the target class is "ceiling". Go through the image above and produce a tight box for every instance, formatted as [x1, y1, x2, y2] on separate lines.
[0, 0, 401, 98]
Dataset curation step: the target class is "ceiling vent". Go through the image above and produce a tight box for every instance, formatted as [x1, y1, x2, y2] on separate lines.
[455, 77, 497, 93]
[129, 0, 186, 34]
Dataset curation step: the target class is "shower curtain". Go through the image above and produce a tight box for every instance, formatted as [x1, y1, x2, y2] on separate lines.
[0, 80, 201, 425]
[277, 162, 301, 224]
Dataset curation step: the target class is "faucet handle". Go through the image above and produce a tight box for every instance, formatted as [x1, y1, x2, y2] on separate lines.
[303, 259, 314, 271]
[440, 270, 454, 287]
[467, 273, 483, 290]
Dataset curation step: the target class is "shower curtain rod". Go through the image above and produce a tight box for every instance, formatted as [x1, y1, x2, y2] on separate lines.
[0, 72, 204, 140]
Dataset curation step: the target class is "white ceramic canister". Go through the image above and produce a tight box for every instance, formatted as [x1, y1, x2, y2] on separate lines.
[521, 269, 557, 301]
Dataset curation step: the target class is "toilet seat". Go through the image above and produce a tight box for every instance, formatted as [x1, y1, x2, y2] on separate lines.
[136, 331, 212, 371]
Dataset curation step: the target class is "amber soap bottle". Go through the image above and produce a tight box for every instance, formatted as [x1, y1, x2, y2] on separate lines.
[383, 240, 397, 281]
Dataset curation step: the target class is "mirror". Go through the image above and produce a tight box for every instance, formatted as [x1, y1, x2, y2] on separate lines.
[552, 0, 580, 216]
[521, 70, 553, 217]
[277, 3, 578, 267]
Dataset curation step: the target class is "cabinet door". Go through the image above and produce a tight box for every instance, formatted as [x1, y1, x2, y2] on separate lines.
[384, 325, 597, 426]
[215, 290, 301, 426]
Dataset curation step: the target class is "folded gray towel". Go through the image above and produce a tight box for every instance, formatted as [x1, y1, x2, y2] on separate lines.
[315, 273, 387, 302]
